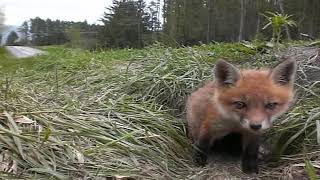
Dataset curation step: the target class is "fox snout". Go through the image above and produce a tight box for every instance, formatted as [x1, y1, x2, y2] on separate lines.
[240, 110, 271, 131]
[249, 124, 262, 130]
[242, 116, 271, 132]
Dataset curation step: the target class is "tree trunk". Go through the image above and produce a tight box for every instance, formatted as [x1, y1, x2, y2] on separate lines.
[238, 0, 246, 41]
[255, 0, 261, 37]
[256, 15, 260, 36]
[163, 0, 166, 25]
[137, 10, 142, 48]
[156, 0, 161, 40]
[206, 0, 211, 43]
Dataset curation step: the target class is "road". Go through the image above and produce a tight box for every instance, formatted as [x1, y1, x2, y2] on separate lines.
[5, 46, 45, 58]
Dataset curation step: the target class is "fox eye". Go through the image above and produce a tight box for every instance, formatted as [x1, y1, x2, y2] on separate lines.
[265, 102, 278, 110]
[233, 101, 246, 109]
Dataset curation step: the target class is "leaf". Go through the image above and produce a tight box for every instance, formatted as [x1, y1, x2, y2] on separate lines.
[241, 42, 255, 49]
[262, 22, 272, 30]
[15, 115, 34, 124]
[43, 127, 52, 142]
[308, 41, 320, 47]
[304, 160, 318, 180]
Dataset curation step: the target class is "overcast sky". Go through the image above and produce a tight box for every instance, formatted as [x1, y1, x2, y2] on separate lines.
[1, 0, 114, 26]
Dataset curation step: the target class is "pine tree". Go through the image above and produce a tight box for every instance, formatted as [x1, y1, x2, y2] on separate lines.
[148, 1, 161, 41]
[66, 25, 81, 48]
[163, 0, 207, 45]
[100, 0, 151, 48]
[6, 31, 19, 45]
[28, 17, 99, 46]
[0, 8, 4, 33]
[18, 21, 29, 45]
[30, 17, 47, 45]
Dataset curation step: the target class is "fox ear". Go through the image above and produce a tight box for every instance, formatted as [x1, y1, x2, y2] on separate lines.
[214, 59, 240, 87]
[271, 59, 297, 85]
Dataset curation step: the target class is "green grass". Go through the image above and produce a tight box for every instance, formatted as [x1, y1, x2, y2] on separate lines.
[0, 47, 20, 71]
[0, 42, 319, 179]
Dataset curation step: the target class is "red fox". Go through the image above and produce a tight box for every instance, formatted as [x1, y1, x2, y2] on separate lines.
[187, 59, 297, 173]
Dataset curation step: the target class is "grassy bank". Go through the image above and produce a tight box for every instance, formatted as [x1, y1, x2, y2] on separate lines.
[0, 42, 319, 179]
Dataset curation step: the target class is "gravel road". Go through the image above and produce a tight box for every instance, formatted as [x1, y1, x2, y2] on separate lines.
[5, 46, 45, 58]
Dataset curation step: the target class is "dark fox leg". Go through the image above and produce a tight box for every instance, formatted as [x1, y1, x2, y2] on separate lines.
[241, 134, 261, 174]
[194, 131, 211, 166]
[194, 136, 211, 166]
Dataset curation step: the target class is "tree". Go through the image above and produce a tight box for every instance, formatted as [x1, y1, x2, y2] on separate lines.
[206, 0, 214, 43]
[30, 17, 48, 45]
[30, 17, 67, 45]
[6, 31, 19, 45]
[0, 7, 5, 45]
[238, 0, 247, 41]
[28, 17, 100, 46]
[163, 0, 207, 45]
[66, 25, 81, 48]
[18, 21, 29, 45]
[0, 7, 5, 33]
[100, 0, 152, 48]
[148, 1, 161, 41]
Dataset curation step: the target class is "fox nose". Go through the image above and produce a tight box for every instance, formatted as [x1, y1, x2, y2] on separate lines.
[250, 124, 262, 130]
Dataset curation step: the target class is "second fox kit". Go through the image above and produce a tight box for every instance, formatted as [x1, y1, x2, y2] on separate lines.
[187, 59, 297, 173]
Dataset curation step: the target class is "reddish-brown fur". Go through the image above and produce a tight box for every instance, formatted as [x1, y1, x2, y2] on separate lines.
[186, 59, 296, 173]
[187, 70, 294, 143]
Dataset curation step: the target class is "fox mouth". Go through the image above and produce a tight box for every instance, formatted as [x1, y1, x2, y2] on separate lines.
[240, 119, 271, 133]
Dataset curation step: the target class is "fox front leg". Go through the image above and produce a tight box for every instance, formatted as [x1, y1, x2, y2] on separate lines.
[194, 127, 228, 166]
[194, 130, 211, 166]
[241, 134, 261, 174]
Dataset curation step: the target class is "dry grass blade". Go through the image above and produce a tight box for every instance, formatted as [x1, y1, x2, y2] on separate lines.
[3, 111, 26, 160]
[28, 168, 69, 180]
[317, 120, 320, 145]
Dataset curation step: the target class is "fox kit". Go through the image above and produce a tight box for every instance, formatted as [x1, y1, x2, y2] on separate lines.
[187, 59, 297, 173]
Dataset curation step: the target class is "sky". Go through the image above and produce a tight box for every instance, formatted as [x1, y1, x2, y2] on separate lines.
[1, 0, 114, 26]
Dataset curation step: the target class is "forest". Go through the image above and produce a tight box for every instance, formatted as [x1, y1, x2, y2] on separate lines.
[2, 0, 320, 48]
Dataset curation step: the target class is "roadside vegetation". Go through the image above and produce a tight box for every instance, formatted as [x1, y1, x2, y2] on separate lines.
[0, 41, 319, 179]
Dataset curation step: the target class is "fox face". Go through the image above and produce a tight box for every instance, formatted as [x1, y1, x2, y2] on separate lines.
[213, 59, 297, 133]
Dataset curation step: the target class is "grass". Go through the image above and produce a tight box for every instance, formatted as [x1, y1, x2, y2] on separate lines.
[0, 42, 319, 179]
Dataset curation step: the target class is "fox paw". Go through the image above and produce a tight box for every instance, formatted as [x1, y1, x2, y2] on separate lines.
[241, 160, 259, 174]
[194, 151, 207, 166]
